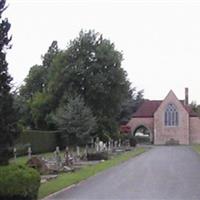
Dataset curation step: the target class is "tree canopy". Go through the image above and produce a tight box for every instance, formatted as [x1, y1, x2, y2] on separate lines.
[19, 30, 143, 141]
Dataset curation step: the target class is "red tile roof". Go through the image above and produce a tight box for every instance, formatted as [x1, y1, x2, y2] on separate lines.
[132, 100, 162, 118]
[132, 100, 198, 118]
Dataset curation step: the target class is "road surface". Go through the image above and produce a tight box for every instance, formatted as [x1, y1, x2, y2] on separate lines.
[45, 146, 200, 200]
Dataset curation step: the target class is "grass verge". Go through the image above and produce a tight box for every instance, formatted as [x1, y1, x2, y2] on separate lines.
[192, 144, 200, 153]
[39, 147, 146, 199]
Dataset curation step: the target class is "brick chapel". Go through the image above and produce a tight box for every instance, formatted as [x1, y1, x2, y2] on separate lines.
[128, 88, 200, 145]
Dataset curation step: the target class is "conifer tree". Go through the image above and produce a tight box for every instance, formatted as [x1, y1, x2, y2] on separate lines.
[0, 0, 18, 165]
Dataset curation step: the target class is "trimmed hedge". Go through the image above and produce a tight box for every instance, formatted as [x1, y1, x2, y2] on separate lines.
[0, 164, 40, 200]
[16, 130, 61, 155]
[87, 152, 109, 160]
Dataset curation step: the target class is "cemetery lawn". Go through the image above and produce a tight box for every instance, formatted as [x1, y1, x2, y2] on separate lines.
[192, 144, 200, 153]
[10, 151, 62, 165]
[38, 147, 146, 199]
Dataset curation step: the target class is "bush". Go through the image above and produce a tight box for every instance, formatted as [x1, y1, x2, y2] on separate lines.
[87, 152, 109, 161]
[16, 130, 60, 154]
[135, 136, 150, 144]
[0, 164, 40, 200]
[129, 136, 137, 147]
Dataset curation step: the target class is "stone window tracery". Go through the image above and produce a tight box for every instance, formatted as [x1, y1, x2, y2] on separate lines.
[164, 104, 178, 126]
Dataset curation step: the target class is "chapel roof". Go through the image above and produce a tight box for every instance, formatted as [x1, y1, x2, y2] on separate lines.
[132, 100, 197, 118]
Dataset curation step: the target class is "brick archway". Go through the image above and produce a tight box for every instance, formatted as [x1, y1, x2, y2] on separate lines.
[133, 125, 153, 143]
[127, 117, 154, 143]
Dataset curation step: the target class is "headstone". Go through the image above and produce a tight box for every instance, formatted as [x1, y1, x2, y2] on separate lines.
[99, 141, 104, 152]
[64, 146, 69, 165]
[76, 146, 80, 157]
[118, 139, 121, 147]
[95, 137, 100, 152]
[108, 140, 111, 151]
[28, 147, 32, 159]
[114, 141, 118, 148]
[91, 137, 94, 149]
[55, 146, 61, 168]
[13, 147, 17, 161]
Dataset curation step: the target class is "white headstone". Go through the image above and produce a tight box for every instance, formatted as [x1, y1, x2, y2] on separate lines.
[28, 147, 32, 159]
[99, 141, 104, 152]
[76, 146, 80, 157]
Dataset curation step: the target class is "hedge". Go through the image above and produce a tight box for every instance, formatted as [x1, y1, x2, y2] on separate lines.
[0, 164, 40, 200]
[15, 130, 61, 155]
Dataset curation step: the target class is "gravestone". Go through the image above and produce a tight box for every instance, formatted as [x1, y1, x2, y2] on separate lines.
[118, 139, 121, 147]
[76, 146, 80, 157]
[95, 137, 100, 152]
[54, 146, 61, 168]
[114, 141, 118, 148]
[108, 140, 111, 151]
[28, 147, 32, 159]
[99, 141, 104, 152]
[13, 147, 17, 161]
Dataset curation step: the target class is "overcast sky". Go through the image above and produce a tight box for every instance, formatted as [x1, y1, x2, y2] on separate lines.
[5, 0, 200, 103]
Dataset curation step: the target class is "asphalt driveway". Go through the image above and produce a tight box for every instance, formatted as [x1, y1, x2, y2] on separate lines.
[45, 146, 200, 200]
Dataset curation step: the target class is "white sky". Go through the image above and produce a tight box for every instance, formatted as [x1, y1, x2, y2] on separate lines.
[4, 0, 200, 103]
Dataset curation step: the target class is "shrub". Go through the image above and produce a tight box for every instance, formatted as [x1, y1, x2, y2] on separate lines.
[0, 164, 40, 200]
[129, 136, 137, 147]
[87, 152, 109, 161]
[16, 130, 60, 154]
[135, 136, 150, 144]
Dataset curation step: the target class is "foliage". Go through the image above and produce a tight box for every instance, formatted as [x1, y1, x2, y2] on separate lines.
[19, 30, 143, 139]
[53, 95, 96, 145]
[29, 92, 50, 129]
[19, 41, 59, 129]
[0, 0, 19, 165]
[20, 65, 46, 99]
[38, 147, 145, 199]
[48, 30, 133, 136]
[87, 152, 109, 161]
[190, 101, 200, 117]
[135, 136, 150, 144]
[119, 89, 144, 124]
[129, 135, 137, 147]
[16, 130, 60, 154]
[0, 164, 40, 200]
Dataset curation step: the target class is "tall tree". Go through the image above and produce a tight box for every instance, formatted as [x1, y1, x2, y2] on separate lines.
[48, 30, 132, 137]
[0, 0, 18, 165]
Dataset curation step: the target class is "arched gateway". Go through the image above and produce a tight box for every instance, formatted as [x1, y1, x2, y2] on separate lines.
[127, 89, 200, 145]
[133, 125, 153, 144]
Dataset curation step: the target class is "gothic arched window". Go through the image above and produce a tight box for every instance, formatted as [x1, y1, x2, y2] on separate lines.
[164, 104, 178, 126]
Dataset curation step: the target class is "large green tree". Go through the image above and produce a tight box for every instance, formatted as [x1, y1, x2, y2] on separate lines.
[19, 30, 143, 139]
[48, 30, 132, 137]
[0, 0, 18, 165]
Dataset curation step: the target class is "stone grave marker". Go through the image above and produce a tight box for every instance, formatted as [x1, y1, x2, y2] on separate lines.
[28, 147, 32, 159]
[13, 147, 17, 161]
[76, 146, 80, 157]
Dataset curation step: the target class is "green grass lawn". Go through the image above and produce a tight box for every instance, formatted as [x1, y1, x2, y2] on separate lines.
[192, 144, 200, 153]
[10, 151, 60, 165]
[38, 147, 146, 199]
